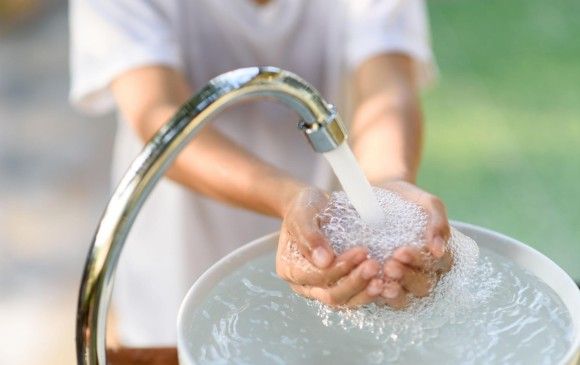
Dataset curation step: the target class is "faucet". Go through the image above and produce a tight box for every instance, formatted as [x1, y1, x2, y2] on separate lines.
[76, 67, 347, 364]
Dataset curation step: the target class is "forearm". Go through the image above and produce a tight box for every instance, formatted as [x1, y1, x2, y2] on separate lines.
[140, 105, 307, 217]
[113, 66, 306, 218]
[350, 54, 423, 184]
[350, 92, 422, 184]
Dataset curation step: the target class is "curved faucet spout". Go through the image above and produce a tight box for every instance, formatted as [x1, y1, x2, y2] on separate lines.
[76, 67, 347, 364]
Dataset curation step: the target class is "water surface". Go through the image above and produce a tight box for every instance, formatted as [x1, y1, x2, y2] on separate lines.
[183, 248, 573, 364]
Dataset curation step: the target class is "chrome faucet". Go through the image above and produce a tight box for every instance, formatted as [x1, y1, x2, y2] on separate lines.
[76, 67, 347, 364]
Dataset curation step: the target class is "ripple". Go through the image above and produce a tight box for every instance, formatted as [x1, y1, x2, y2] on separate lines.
[187, 249, 574, 364]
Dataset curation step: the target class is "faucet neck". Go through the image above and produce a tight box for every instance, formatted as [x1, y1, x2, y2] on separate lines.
[76, 67, 347, 364]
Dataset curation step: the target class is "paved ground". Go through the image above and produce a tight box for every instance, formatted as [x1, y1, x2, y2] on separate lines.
[0, 6, 115, 364]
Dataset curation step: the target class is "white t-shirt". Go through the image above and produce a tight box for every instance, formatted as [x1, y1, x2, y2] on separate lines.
[70, 0, 434, 346]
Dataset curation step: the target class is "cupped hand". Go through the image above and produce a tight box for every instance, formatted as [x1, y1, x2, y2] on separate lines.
[378, 181, 454, 309]
[276, 187, 383, 308]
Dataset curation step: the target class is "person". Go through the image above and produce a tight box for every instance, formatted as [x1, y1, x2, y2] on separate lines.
[70, 0, 452, 347]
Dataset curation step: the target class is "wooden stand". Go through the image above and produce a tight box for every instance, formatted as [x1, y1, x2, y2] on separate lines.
[107, 347, 178, 365]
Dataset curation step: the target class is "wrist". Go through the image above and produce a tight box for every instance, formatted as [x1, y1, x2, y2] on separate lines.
[369, 170, 417, 186]
[261, 171, 309, 219]
[275, 179, 310, 218]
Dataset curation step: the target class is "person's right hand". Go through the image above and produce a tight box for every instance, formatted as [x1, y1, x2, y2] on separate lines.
[377, 181, 453, 309]
[276, 187, 384, 308]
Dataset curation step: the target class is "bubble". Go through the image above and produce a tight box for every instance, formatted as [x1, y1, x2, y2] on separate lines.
[318, 188, 429, 264]
[187, 240, 574, 364]
[313, 188, 487, 355]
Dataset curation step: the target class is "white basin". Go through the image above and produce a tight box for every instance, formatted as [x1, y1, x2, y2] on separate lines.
[177, 221, 580, 364]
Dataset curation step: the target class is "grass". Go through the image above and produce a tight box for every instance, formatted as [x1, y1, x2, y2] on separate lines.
[420, 0, 580, 278]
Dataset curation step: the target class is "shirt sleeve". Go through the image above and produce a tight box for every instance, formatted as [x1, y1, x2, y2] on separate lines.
[69, 0, 182, 115]
[345, 0, 436, 87]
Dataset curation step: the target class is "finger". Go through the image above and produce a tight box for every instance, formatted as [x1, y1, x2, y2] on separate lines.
[424, 236, 453, 272]
[286, 191, 334, 269]
[383, 291, 410, 310]
[381, 281, 410, 310]
[323, 247, 369, 285]
[282, 246, 368, 287]
[394, 242, 450, 275]
[290, 283, 315, 300]
[392, 246, 434, 271]
[399, 266, 436, 298]
[344, 278, 384, 308]
[423, 197, 451, 245]
[383, 258, 405, 281]
[290, 218, 333, 269]
[426, 236, 447, 259]
[307, 260, 380, 307]
[385, 258, 436, 298]
[381, 280, 402, 299]
[380, 182, 451, 257]
[433, 249, 454, 275]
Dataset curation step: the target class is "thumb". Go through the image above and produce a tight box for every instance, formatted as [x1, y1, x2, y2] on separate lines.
[298, 220, 333, 269]
[286, 188, 334, 269]
[423, 197, 450, 259]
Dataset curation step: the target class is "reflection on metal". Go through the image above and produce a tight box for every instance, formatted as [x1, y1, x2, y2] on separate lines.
[76, 67, 347, 364]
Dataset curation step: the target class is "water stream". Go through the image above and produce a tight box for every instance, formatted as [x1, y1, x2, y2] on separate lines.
[323, 143, 385, 226]
[182, 140, 575, 364]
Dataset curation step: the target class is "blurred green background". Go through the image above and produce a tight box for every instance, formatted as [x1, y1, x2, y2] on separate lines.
[421, 0, 580, 278]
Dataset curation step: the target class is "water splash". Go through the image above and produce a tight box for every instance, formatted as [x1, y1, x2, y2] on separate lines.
[318, 188, 429, 263]
[186, 249, 573, 364]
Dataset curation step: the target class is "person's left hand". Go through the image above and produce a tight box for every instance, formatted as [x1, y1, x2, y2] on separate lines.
[276, 187, 384, 308]
[376, 181, 454, 309]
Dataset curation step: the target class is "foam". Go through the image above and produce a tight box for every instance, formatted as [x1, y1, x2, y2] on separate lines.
[318, 188, 429, 264]
[313, 188, 485, 351]
[187, 248, 573, 364]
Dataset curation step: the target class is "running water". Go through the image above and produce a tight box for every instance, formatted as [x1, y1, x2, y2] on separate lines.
[185, 249, 573, 364]
[323, 143, 385, 227]
[318, 188, 430, 264]
[183, 141, 575, 364]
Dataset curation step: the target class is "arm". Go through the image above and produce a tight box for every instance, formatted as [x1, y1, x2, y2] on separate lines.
[111, 65, 375, 306]
[351, 54, 453, 308]
[278, 55, 435, 308]
[350, 53, 422, 184]
[110, 65, 305, 218]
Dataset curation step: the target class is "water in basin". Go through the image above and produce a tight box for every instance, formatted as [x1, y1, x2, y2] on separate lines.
[182, 142, 574, 363]
[182, 246, 573, 364]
